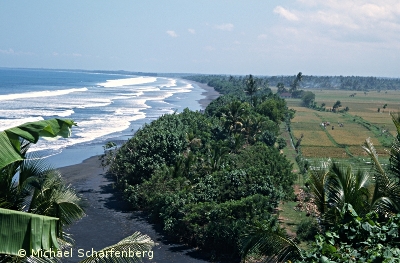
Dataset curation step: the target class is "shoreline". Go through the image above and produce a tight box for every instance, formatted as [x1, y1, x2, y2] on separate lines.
[186, 80, 220, 110]
[59, 83, 220, 262]
[47, 81, 219, 169]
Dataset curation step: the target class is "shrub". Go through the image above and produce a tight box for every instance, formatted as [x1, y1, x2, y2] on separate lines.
[296, 217, 320, 241]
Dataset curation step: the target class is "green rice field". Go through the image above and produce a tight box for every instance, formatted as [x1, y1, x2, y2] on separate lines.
[284, 88, 400, 163]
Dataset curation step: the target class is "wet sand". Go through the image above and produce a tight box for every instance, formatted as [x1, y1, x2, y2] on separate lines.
[189, 80, 220, 109]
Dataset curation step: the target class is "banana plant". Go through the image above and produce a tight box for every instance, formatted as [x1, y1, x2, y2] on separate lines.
[0, 119, 156, 262]
[0, 118, 75, 170]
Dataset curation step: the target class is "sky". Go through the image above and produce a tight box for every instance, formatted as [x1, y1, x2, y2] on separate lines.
[1, 1, 400, 77]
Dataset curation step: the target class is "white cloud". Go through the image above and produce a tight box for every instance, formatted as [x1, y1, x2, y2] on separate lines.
[166, 30, 178, 37]
[275, 0, 400, 46]
[360, 3, 391, 19]
[188, 28, 196, 34]
[258, 34, 268, 39]
[215, 23, 234, 31]
[273, 6, 299, 21]
[294, 0, 400, 27]
[314, 11, 359, 29]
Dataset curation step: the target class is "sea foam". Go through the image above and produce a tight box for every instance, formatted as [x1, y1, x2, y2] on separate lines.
[0, 88, 88, 101]
[0, 117, 45, 131]
[99, 77, 157, 88]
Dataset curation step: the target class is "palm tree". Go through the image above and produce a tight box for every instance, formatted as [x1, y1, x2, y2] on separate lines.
[362, 138, 400, 215]
[241, 221, 302, 263]
[0, 121, 85, 261]
[241, 115, 266, 144]
[307, 161, 371, 226]
[244, 74, 260, 106]
[306, 114, 400, 226]
[289, 72, 303, 93]
[222, 100, 249, 135]
[240, 112, 400, 261]
[389, 112, 400, 182]
[0, 119, 157, 263]
[79, 232, 156, 263]
[0, 143, 85, 240]
[0, 119, 82, 261]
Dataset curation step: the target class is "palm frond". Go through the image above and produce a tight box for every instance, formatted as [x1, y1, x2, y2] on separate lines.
[26, 255, 62, 263]
[363, 137, 400, 214]
[389, 140, 400, 182]
[308, 166, 329, 217]
[327, 163, 370, 217]
[78, 232, 156, 263]
[390, 111, 400, 138]
[241, 223, 302, 263]
[388, 113, 400, 181]
[362, 138, 385, 175]
[27, 170, 85, 239]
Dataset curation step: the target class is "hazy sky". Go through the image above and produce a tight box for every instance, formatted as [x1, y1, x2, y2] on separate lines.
[1, 1, 399, 77]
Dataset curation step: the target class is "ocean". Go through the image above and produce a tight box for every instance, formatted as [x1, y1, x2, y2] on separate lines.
[0, 68, 205, 167]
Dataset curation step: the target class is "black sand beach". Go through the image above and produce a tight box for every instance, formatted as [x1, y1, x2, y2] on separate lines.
[60, 82, 219, 263]
[191, 80, 220, 109]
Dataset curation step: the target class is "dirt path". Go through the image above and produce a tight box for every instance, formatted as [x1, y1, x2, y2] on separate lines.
[277, 184, 302, 238]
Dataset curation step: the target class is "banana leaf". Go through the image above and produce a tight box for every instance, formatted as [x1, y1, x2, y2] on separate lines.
[0, 208, 59, 256]
[0, 119, 76, 170]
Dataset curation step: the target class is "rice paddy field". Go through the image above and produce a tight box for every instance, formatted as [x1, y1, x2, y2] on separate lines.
[285, 88, 400, 163]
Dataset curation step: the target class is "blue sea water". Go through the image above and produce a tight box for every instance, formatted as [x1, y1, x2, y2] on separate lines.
[0, 68, 205, 167]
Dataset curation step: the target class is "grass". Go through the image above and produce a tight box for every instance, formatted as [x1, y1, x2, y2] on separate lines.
[278, 200, 307, 235]
[279, 122, 300, 172]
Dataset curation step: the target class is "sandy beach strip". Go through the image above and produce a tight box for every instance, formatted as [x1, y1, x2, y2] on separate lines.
[59, 84, 221, 263]
[184, 80, 220, 109]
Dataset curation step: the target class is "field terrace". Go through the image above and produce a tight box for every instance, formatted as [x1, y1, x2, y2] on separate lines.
[285, 88, 400, 161]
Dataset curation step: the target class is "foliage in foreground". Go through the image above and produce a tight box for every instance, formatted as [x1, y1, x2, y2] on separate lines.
[0, 119, 156, 263]
[241, 112, 400, 262]
[297, 204, 400, 263]
[79, 232, 155, 263]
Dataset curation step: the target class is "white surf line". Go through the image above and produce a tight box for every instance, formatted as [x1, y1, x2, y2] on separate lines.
[99, 77, 157, 87]
[0, 88, 88, 101]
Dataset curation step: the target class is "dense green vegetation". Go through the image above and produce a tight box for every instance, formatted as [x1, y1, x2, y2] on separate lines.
[0, 119, 156, 263]
[241, 113, 400, 262]
[185, 75, 400, 92]
[104, 74, 400, 262]
[103, 75, 296, 260]
[186, 74, 400, 91]
[299, 204, 400, 262]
